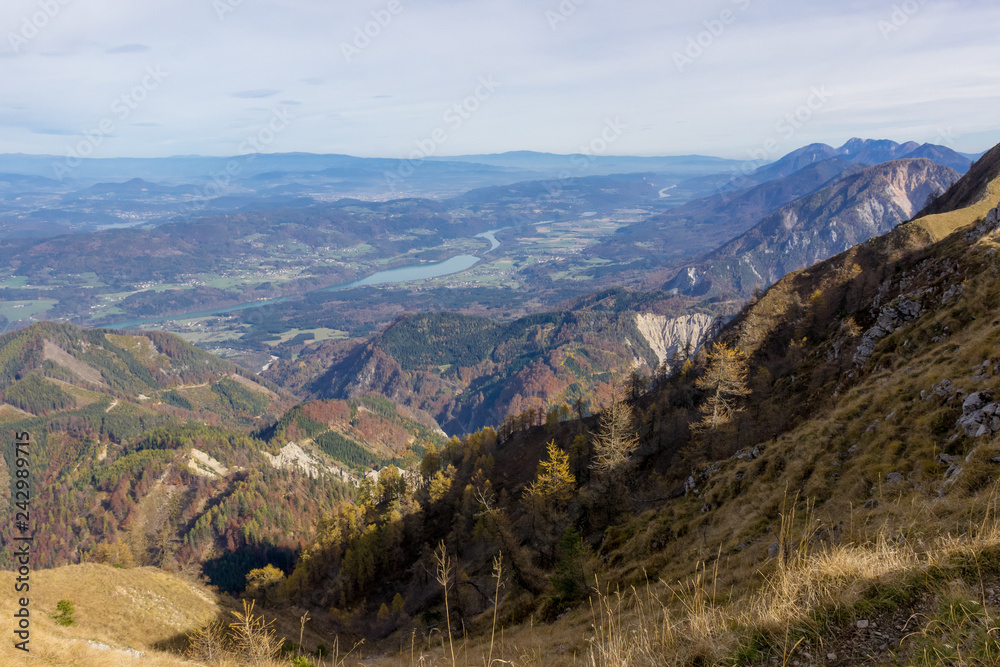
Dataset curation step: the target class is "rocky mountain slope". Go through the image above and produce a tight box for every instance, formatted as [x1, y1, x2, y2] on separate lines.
[599, 158, 863, 267]
[265, 290, 716, 434]
[665, 158, 959, 297]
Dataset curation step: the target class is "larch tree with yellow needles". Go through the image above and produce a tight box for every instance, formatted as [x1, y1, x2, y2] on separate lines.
[527, 440, 576, 508]
[525, 440, 577, 563]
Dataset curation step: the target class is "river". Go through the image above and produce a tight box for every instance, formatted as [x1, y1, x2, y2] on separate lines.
[105, 229, 503, 330]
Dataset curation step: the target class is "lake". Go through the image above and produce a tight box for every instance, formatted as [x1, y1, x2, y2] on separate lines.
[105, 231, 502, 330]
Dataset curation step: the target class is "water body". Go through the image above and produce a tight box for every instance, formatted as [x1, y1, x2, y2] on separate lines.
[105, 229, 504, 330]
[474, 228, 503, 252]
[324, 254, 481, 290]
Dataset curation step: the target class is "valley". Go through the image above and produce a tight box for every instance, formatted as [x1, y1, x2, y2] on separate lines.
[1, 139, 999, 667]
[7, 1, 1000, 663]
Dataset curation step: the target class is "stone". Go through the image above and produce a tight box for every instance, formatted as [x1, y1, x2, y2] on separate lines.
[964, 391, 993, 414]
[769, 541, 780, 558]
[827, 653, 837, 661]
[857, 619, 870, 629]
[885, 472, 903, 484]
[865, 499, 879, 510]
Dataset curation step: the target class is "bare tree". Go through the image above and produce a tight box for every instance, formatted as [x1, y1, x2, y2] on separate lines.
[591, 384, 640, 477]
[694, 343, 751, 431]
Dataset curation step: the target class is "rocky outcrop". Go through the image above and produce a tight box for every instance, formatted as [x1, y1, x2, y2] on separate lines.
[853, 199, 1000, 367]
[634, 312, 714, 367]
[853, 296, 923, 365]
[956, 391, 1000, 438]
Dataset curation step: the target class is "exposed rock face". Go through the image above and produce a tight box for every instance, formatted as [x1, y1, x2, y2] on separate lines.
[853, 296, 924, 365]
[854, 199, 1000, 367]
[667, 159, 961, 297]
[957, 391, 1000, 438]
[264, 441, 353, 482]
[634, 312, 714, 367]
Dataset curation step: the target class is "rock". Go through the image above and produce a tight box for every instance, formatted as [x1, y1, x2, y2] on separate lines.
[827, 653, 837, 661]
[930, 379, 955, 400]
[885, 472, 903, 484]
[865, 499, 879, 510]
[964, 391, 993, 413]
[684, 476, 698, 495]
[769, 542, 780, 558]
[857, 619, 870, 629]
[956, 391, 1000, 437]
[991, 457, 1000, 464]
[937, 453, 960, 465]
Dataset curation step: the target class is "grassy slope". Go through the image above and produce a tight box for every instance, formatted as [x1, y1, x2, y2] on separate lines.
[0, 563, 217, 665]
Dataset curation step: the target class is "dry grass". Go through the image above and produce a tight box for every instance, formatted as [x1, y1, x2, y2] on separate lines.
[582, 491, 1000, 666]
[0, 563, 218, 665]
[913, 174, 1000, 241]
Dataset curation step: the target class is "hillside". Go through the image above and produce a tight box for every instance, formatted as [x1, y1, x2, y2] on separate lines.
[3, 148, 1000, 665]
[0, 562, 343, 665]
[599, 158, 863, 267]
[665, 158, 959, 297]
[0, 321, 294, 427]
[267, 291, 717, 434]
[236, 141, 1000, 664]
[0, 323, 441, 596]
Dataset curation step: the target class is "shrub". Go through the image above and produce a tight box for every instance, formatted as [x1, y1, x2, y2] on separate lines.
[52, 599, 75, 626]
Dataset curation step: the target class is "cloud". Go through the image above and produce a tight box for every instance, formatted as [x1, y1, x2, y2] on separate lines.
[31, 128, 78, 136]
[231, 89, 283, 99]
[0, 0, 996, 158]
[106, 44, 151, 54]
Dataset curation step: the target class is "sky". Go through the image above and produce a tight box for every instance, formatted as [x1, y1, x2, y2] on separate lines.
[2, 0, 999, 160]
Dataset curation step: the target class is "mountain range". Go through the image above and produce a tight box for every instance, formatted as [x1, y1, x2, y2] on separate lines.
[3, 138, 1000, 665]
[665, 158, 960, 296]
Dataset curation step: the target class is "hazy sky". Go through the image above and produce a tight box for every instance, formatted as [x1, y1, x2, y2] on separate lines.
[2, 0, 998, 160]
